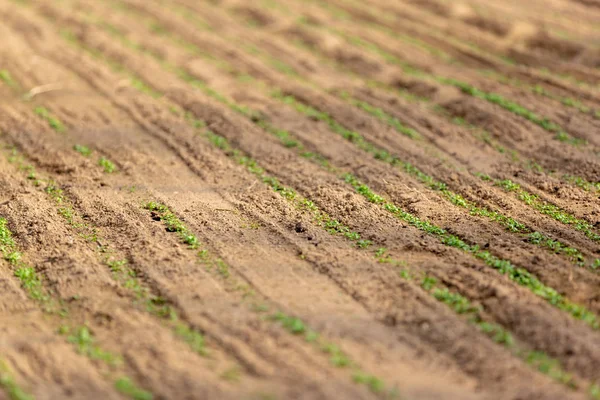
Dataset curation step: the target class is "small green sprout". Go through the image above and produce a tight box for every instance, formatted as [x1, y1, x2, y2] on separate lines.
[74, 144, 92, 157]
[98, 157, 116, 173]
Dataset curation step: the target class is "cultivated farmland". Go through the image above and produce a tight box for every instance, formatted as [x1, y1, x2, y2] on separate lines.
[1, 0, 600, 399]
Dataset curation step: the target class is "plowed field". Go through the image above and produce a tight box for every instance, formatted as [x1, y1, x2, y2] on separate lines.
[1, 0, 600, 399]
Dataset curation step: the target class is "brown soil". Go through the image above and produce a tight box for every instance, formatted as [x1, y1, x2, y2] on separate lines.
[0, 0, 599, 399]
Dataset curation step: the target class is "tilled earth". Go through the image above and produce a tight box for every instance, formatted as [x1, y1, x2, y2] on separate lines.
[1, 0, 600, 399]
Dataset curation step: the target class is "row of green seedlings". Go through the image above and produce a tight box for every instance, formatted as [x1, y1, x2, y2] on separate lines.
[438, 78, 586, 145]
[180, 114, 596, 396]
[288, 12, 587, 146]
[143, 199, 394, 397]
[481, 70, 600, 120]
[59, 326, 152, 400]
[9, 146, 211, 362]
[0, 69, 66, 133]
[144, 201, 238, 280]
[433, 104, 523, 160]
[418, 273, 600, 398]
[88, 3, 597, 269]
[477, 174, 600, 244]
[0, 69, 118, 174]
[43, 1, 600, 333]
[0, 211, 151, 400]
[320, 0, 600, 121]
[40, 13, 600, 392]
[563, 174, 600, 194]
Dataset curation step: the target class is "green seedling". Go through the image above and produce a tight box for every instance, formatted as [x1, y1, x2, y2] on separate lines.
[524, 351, 575, 387]
[34, 107, 65, 133]
[115, 377, 153, 400]
[66, 326, 122, 366]
[144, 202, 200, 249]
[0, 70, 16, 87]
[174, 324, 208, 356]
[98, 157, 116, 173]
[74, 144, 92, 157]
[268, 310, 395, 393]
[2, 217, 49, 303]
[14, 267, 47, 302]
[271, 312, 306, 334]
[0, 218, 17, 259]
[352, 372, 385, 394]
